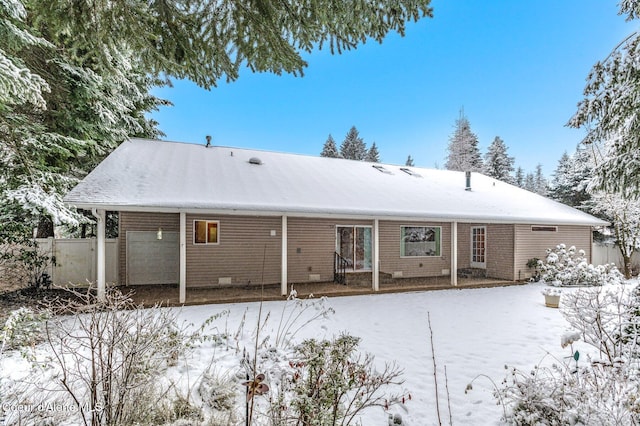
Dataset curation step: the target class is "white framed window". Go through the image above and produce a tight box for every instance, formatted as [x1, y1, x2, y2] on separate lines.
[531, 225, 558, 232]
[401, 226, 441, 257]
[193, 220, 219, 244]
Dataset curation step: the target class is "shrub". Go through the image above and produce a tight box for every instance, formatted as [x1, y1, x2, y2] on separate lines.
[0, 307, 50, 359]
[493, 286, 640, 425]
[268, 333, 405, 426]
[539, 244, 623, 287]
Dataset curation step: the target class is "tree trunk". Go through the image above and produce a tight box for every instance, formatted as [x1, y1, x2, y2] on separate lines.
[35, 215, 54, 238]
[622, 253, 633, 279]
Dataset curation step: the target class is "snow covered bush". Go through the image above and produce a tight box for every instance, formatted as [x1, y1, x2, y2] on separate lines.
[1, 288, 201, 426]
[495, 285, 640, 425]
[266, 333, 406, 425]
[0, 217, 53, 290]
[0, 307, 49, 355]
[539, 244, 623, 287]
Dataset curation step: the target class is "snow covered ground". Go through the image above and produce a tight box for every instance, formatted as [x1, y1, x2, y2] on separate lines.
[2, 281, 636, 425]
[172, 281, 624, 425]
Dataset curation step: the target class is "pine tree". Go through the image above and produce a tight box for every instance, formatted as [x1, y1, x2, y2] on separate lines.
[405, 155, 415, 166]
[1, 0, 434, 237]
[320, 134, 341, 158]
[524, 173, 536, 192]
[1, 0, 166, 236]
[340, 126, 367, 160]
[483, 136, 515, 183]
[568, 2, 640, 195]
[534, 164, 548, 196]
[548, 150, 592, 207]
[365, 142, 380, 162]
[33, 0, 433, 90]
[515, 167, 525, 188]
[445, 111, 483, 172]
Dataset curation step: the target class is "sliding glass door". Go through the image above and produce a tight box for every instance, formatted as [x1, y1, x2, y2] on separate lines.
[337, 226, 372, 271]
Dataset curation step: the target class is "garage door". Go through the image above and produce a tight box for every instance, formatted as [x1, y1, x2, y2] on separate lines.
[126, 231, 179, 285]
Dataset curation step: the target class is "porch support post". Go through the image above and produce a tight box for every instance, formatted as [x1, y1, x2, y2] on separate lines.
[373, 219, 380, 291]
[92, 208, 106, 302]
[451, 221, 458, 286]
[281, 215, 288, 296]
[179, 212, 187, 304]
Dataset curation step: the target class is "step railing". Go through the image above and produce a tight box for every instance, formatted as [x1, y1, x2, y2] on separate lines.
[334, 252, 348, 285]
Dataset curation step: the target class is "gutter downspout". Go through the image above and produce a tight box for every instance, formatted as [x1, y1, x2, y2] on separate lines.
[91, 208, 106, 302]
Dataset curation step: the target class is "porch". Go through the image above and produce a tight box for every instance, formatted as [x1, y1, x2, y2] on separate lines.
[120, 276, 521, 307]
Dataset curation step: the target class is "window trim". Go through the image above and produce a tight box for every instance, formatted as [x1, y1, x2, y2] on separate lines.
[531, 225, 558, 232]
[400, 225, 442, 258]
[193, 220, 220, 245]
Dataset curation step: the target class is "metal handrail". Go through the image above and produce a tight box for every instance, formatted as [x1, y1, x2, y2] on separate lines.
[334, 251, 348, 285]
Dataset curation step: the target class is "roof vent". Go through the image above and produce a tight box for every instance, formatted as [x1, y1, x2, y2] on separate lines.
[248, 157, 263, 165]
[465, 171, 472, 191]
[372, 165, 392, 174]
[400, 167, 422, 178]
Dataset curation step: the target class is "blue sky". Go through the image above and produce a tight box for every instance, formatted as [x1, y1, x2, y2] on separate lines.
[150, 0, 634, 176]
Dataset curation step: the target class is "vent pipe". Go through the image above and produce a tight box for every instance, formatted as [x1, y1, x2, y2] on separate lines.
[465, 171, 471, 191]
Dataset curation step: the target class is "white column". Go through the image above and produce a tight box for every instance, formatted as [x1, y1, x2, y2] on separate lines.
[373, 219, 380, 291]
[451, 221, 458, 286]
[179, 212, 187, 304]
[92, 208, 106, 302]
[281, 215, 288, 296]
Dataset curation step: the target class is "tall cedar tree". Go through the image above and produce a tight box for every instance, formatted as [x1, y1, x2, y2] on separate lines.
[548, 148, 591, 208]
[568, 1, 640, 195]
[340, 126, 368, 160]
[483, 136, 515, 184]
[320, 134, 341, 158]
[445, 112, 483, 172]
[405, 155, 415, 166]
[0, 0, 433, 235]
[533, 164, 548, 196]
[515, 167, 525, 188]
[365, 142, 380, 162]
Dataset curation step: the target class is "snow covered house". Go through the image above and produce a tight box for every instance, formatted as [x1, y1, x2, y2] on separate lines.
[64, 138, 607, 303]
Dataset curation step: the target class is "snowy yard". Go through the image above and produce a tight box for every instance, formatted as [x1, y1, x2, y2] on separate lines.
[2, 281, 637, 425]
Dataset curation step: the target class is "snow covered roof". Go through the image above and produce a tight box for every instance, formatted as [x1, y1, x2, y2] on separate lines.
[64, 138, 607, 226]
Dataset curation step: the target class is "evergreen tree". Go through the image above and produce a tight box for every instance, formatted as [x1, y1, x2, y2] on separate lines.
[568, 1, 640, 195]
[405, 155, 415, 166]
[1, 0, 167, 236]
[320, 134, 341, 158]
[534, 164, 548, 196]
[340, 126, 367, 160]
[483, 136, 515, 183]
[515, 167, 525, 188]
[365, 142, 380, 162]
[0, 0, 434, 237]
[524, 173, 536, 192]
[445, 111, 483, 172]
[548, 149, 592, 207]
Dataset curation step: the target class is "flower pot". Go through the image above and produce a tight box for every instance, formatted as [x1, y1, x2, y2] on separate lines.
[544, 294, 561, 308]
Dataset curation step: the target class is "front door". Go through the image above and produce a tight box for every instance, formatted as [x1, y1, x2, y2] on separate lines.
[337, 226, 372, 271]
[470, 226, 486, 269]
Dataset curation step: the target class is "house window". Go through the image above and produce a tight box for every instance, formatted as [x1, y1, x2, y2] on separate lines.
[401, 226, 441, 257]
[194, 220, 219, 244]
[531, 225, 557, 232]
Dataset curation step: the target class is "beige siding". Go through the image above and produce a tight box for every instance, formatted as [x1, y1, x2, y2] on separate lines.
[514, 224, 592, 281]
[456, 223, 473, 270]
[186, 214, 282, 287]
[119, 212, 179, 284]
[486, 224, 515, 280]
[287, 218, 367, 283]
[379, 221, 451, 278]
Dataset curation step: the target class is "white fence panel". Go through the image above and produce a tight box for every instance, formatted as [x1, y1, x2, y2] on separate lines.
[36, 238, 118, 286]
[592, 242, 640, 271]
